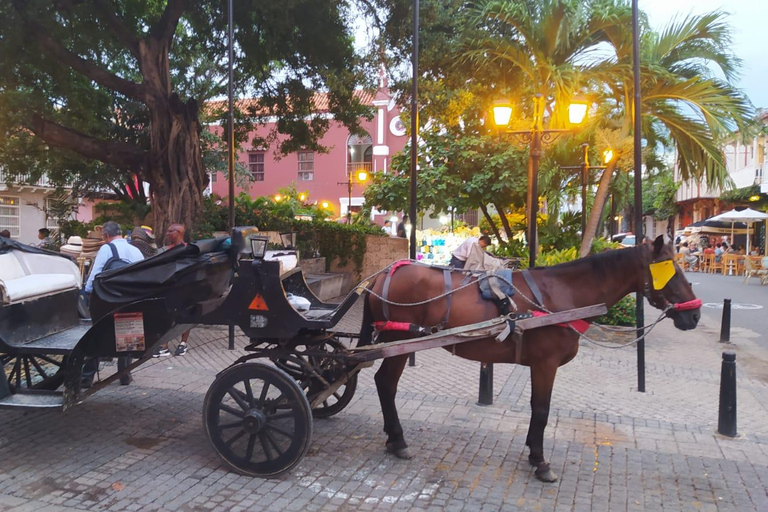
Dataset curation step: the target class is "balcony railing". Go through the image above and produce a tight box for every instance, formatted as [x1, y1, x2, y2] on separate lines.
[346, 162, 373, 176]
[0, 170, 64, 189]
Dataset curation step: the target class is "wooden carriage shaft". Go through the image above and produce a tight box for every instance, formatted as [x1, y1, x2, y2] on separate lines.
[344, 304, 607, 363]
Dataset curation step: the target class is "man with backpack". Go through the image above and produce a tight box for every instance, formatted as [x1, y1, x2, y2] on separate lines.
[84, 221, 144, 293]
[82, 221, 144, 387]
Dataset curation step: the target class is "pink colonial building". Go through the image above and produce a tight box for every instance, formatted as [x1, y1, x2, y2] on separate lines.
[207, 85, 409, 220]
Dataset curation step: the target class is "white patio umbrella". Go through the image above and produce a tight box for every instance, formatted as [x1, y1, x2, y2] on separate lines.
[710, 208, 768, 254]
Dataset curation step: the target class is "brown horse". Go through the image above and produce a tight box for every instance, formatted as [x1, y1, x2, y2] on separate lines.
[359, 236, 700, 482]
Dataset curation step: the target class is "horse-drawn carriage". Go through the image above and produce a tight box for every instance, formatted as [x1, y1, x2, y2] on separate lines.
[0, 228, 701, 482]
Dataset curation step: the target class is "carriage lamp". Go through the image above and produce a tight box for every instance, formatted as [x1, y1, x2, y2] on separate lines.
[249, 235, 269, 259]
[493, 93, 590, 268]
[280, 231, 298, 250]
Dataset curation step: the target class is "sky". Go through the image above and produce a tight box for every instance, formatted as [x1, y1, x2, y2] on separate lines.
[640, 0, 767, 108]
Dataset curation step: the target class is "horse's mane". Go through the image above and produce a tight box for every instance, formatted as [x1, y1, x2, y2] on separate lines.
[537, 246, 646, 279]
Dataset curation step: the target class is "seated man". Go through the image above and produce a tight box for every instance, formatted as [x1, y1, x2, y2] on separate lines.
[450, 235, 491, 269]
[679, 242, 698, 270]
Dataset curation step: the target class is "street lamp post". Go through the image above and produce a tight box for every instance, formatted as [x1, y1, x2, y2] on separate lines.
[338, 170, 368, 222]
[493, 94, 588, 268]
[560, 143, 612, 243]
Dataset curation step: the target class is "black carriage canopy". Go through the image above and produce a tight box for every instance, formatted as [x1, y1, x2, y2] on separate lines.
[89, 236, 236, 321]
[0, 236, 75, 260]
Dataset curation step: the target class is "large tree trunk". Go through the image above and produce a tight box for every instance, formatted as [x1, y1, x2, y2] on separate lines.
[146, 94, 205, 238]
[479, 204, 503, 244]
[493, 202, 515, 241]
[140, 38, 206, 239]
[579, 160, 617, 256]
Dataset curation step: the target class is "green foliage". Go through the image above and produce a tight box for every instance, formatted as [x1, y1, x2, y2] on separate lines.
[535, 247, 578, 267]
[92, 201, 151, 230]
[196, 194, 384, 275]
[595, 295, 637, 327]
[642, 168, 679, 220]
[590, 237, 623, 254]
[539, 210, 582, 252]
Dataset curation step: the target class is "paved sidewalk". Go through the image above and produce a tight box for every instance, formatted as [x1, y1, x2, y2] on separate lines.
[1, 296, 768, 511]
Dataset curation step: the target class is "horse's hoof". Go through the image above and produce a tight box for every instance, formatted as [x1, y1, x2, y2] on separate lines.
[534, 463, 558, 483]
[386, 443, 413, 460]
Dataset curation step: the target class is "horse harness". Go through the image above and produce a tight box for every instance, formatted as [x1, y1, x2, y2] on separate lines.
[645, 258, 702, 313]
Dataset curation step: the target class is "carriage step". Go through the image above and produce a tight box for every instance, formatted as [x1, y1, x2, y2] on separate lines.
[10, 323, 91, 355]
[0, 391, 64, 409]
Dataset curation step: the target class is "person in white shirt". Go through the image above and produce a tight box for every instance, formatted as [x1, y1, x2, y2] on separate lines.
[84, 221, 144, 293]
[82, 220, 143, 387]
[450, 235, 491, 269]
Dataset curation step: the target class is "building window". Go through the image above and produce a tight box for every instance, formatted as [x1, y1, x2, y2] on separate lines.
[0, 196, 20, 238]
[248, 152, 265, 181]
[298, 151, 314, 181]
[210, 172, 218, 183]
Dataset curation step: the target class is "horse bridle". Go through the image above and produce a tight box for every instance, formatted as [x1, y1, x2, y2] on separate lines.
[643, 257, 702, 314]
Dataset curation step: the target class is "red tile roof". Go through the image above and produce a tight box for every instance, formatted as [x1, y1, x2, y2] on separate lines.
[204, 89, 377, 118]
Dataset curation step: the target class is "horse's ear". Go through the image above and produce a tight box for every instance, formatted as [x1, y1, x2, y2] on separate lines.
[652, 235, 665, 257]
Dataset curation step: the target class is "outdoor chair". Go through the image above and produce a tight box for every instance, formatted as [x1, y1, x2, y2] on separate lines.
[722, 254, 740, 276]
[700, 253, 714, 273]
[709, 255, 724, 275]
[673, 253, 688, 271]
[743, 257, 768, 285]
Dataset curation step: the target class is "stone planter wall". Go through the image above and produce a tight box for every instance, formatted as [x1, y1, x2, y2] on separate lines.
[329, 235, 408, 282]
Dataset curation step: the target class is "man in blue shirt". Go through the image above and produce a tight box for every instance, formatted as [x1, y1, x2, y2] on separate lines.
[84, 221, 144, 293]
[82, 221, 144, 387]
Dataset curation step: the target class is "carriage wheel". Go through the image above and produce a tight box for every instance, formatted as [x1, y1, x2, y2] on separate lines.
[203, 363, 312, 478]
[271, 339, 357, 419]
[1, 353, 66, 391]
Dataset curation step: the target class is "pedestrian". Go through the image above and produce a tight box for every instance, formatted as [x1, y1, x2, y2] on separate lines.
[0, 229, 10, 238]
[396, 215, 408, 238]
[153, 223, 191, 357]
[82, 221, 144, 387]
[37, 228, 53, 249]
[383, 220, 394, 236]
[450, 235, 491, 269]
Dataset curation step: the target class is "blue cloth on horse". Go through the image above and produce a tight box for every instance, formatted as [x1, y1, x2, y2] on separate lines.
[477, 270, 516, 301]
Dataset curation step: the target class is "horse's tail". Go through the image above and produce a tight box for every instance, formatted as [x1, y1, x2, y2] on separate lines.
[359, 289, 375, 347]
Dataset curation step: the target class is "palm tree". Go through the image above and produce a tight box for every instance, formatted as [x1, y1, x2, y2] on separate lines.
[578, 8, 754, 256]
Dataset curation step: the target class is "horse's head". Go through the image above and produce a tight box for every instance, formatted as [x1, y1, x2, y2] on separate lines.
[644, 235, 701, 330]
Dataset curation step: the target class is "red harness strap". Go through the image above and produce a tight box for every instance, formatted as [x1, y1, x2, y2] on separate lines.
[531, 311, 591, 334]
[673, 298, 702, 311]
[389, 260, 412, 276]
[373, 321, 428, 335]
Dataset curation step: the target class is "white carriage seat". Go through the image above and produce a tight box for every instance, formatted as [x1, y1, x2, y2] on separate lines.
[0, 251, 81, 305]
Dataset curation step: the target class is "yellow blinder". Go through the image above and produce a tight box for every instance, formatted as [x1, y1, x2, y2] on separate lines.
[649, 260, 675, 290]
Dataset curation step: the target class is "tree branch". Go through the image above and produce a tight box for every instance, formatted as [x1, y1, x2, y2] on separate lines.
[152, 0, 186, 45]
[12, 2, 146, 102]
[28, 114, 148, 174]
[91, 1, 141, 59]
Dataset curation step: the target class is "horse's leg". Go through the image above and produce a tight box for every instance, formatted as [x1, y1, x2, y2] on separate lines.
[374, 353, 412, 459]
[526, 360, 559, 482]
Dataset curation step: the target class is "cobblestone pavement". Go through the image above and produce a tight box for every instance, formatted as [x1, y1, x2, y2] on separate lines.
[2, 295, 768, 512]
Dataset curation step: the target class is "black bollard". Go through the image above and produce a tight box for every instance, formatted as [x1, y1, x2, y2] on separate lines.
[409, 353, 416, 366]
[717, 351, 737, 437]
[477, 363, 493, 406]
[228, 324, 235, 350]
[719, 298, 731, 344]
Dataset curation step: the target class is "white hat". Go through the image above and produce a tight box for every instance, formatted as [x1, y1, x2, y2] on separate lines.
[60, 235, 84, 256]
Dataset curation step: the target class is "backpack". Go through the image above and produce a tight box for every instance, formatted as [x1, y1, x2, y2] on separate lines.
[103, 242, 131, 271]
